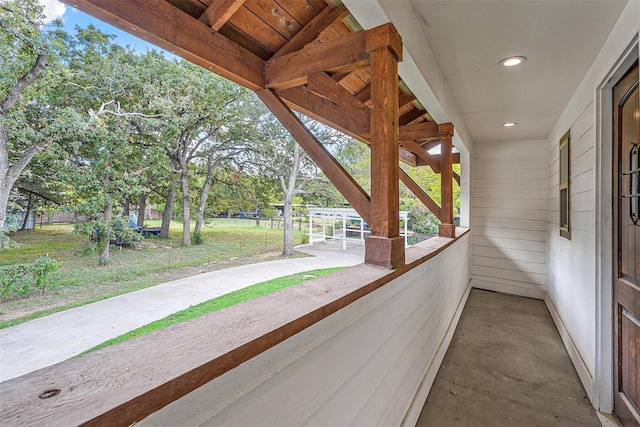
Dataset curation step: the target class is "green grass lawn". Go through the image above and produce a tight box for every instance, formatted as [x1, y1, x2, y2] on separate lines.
[0, 219, 308, 327]
[81, 267, 342, 355]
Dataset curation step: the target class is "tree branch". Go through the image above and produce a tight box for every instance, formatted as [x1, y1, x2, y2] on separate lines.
[1, 52, 48, 115]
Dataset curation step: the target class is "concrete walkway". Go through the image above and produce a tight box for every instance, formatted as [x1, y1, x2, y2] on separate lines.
[417, 289, 601, 427]
[0, 242, 363, 382]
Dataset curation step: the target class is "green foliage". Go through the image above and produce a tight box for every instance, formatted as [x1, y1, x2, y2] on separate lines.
[408, 204, 440, 236]
[192, 231, 204, 245]
[0, 256, 60, 300]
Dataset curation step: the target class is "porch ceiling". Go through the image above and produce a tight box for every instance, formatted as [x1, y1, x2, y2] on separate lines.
[378, 0, 629, 144]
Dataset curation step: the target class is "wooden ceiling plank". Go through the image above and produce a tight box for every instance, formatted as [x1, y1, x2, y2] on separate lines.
[64, 0, 265, 90]
[266, 29, 369, 90]
[257, 89, 371, 223]
[199, 0, 245, 31]
[399, 169, 442, 221]
[307, 72, 368, 114]
[356, 86, 371, 104]
[272, 6, 349, 59]
[244, 0, 302, 41]
[217, 22, 273, 60]
[272, 0, 318, 26]
[166, 0, 206, 18]
[227, 6, 288, 52]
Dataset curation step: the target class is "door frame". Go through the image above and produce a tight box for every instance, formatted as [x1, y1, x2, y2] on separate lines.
[595, 35, 638, 413]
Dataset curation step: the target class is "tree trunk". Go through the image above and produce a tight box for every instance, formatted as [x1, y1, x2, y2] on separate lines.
[194, 160, 216, 237]
[180, 168, 191, 247]
[21, 192, 33, 230]
[123, 198, 130, 216]
[282, 196, 294, 257]
[138, 193, 148, 228]
[160, 184, 175, 239]
[99, 201, 112, 266]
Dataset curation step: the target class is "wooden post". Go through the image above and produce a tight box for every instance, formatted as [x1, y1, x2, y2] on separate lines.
[438, 130, 456, 238]
[364, 24, 405, 269]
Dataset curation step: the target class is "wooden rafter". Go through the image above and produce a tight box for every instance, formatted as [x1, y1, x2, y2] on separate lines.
[257, 89, 371, 223]
[307, 72, 368, 115]
[276, 85, 370, 139]
[65, 0, 265, 90]
[199, 0, 245, 31]
[399, 108, 425, 126]
[265, 30, 369, 90]
[272, 6, 349, 59]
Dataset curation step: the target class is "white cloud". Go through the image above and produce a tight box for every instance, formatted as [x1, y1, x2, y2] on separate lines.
[39, 0, 66, 24]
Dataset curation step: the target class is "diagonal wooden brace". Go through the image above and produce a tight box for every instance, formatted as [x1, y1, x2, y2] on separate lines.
[256, 89, 371, 223]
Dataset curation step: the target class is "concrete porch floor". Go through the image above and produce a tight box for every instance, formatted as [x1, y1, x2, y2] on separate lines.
[417, 289, 601, 426]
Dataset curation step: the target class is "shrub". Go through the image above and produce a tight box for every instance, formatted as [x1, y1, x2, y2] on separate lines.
[0, 256, 61, 300]
[193, 232, 204, 245]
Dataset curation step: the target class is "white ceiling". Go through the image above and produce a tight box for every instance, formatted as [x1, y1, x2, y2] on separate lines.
[351, 0, 629, 145]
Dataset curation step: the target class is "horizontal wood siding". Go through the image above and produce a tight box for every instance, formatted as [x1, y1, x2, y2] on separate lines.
[471, 139, 548, 297]
[547, 100, 597, 377]
[139, 235, 471, 426]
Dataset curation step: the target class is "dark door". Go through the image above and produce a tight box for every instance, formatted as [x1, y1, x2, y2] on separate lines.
[613, 61, 640, 426]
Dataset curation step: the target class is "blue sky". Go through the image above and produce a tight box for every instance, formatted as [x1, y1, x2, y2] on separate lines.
[43, 0, 173, 57]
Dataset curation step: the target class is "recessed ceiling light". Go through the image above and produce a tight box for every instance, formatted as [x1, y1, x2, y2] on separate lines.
[503, 122, 517, 127]
[499, 56, 527, 67]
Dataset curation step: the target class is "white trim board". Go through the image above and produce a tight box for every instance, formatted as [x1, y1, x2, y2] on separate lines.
[544, 292, 595, 405]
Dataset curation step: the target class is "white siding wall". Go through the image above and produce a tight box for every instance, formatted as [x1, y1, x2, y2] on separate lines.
[547, 101, 597, 383]
[545, 1, 639, 409]
[140, 234, 471, 427]
[471, 140, 548, 299]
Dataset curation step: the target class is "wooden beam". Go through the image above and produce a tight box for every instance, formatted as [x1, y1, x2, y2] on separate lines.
[401, 140, 440, 173]
[365, 23, 404, 269]
[272, 6, 349, 59]
[399, 121, 439, 141]
[365, 23, 403, 61]
[265, 30, 369, 90]
[199, 0, 245, 31]
[63, 0, 265, 91]
[399, 147, 417, 167]
[398, 169, 442, 220]
[256, 89, 371, 223]
[307, 72, 368, 115]
[276, 85, 370, 138]
[453, 171, 461, 185]
[438, 134, 455, 238]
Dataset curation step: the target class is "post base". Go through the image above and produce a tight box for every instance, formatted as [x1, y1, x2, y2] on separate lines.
[364, 236, 405, 269]
[438, 223, 456, 238]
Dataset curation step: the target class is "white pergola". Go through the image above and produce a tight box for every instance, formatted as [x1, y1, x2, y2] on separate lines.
[308, 207, 409, 250]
